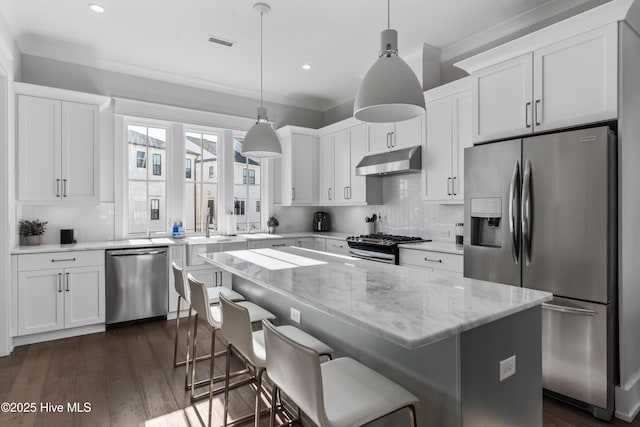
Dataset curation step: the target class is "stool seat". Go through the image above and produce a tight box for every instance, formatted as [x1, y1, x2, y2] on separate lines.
[253, 325, 334, 359]
[211, 301, 276, 326]
[207, 287, 244, 304]
[321, 357, 418, 427]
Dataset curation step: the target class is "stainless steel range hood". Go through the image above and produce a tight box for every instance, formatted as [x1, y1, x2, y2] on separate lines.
[355, 145, 421, 176]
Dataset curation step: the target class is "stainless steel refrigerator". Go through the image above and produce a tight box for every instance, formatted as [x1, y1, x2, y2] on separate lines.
[464, 126, 617, 420]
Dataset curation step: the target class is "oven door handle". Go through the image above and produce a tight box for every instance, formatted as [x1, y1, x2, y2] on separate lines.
[348, 248, 395, 262]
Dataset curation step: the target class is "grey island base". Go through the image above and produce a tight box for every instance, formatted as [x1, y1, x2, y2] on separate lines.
[200, 247, 552, 427]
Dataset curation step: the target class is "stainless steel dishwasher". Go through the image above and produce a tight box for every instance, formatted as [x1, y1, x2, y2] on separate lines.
[105, 247, 168, 324]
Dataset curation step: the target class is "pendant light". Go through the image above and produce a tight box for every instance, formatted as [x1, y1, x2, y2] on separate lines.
[241, 3, 282, 158]
[353, 0, 425, 123]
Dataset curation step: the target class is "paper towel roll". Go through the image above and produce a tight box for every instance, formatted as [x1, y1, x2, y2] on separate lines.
[225, 214, 236, 236]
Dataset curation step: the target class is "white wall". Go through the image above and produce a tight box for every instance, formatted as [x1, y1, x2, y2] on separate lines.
[20, 54, 323, 130]
[0, 10, 20, 356]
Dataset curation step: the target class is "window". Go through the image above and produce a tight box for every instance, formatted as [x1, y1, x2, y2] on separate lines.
[127, 124, 167, 235]
[152, 153, 162, 176]
[242, 169, 256, 185]
[150, 199, 160, 220]
[234, 200, 245, 216]
[185, 131, 219, 233]
[234, 137, 262, 231]
[136, 151, 146, 168]
[185, 159, 192, 179]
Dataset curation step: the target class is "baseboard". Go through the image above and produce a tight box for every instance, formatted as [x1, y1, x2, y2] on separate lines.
[615, 378, 640, 422]
[12, 324, 105, 347]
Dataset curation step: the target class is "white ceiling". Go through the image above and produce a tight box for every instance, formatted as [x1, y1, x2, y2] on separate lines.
[0, 0, 599, 111]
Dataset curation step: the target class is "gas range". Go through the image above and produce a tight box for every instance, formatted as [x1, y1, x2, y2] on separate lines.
[346, 234, 431, 264]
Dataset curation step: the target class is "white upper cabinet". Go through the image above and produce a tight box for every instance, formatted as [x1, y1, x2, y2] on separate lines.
[423, 78, 472, 203]
[366, 116, 423, 154]
[318, 122, 382, 206]
[532, 24, 617, 132]
[318, 135, 334, 204]
[472, 53, 533, 143]
[466, 23, 618, 143]
[17, 86, 107, 202]
[18, 96, 61, 202]
[276, 127, 318, 206]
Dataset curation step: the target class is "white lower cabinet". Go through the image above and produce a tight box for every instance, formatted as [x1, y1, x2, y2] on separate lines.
[325, 238, 349, 256]
[293, 237, 314, 249]
[17, 251, 105, 336]
[399, 248, 463, 275]
[313, 237, 326, 252]
[248, 238, 296, 249]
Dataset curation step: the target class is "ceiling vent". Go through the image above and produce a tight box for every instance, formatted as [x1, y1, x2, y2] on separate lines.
[208, 36, 236, 47]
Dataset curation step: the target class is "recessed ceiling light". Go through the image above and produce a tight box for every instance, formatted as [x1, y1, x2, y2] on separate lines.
[89, 4, 105, 13]
[302, 64, 312, 70]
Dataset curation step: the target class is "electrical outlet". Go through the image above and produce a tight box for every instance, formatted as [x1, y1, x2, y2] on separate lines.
[499, 355, 516, 382]
[290, 307, 301, 324]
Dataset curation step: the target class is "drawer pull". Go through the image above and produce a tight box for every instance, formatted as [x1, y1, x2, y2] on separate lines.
[51, 257, 76, 263]
[272, 243, 286, 247]
[424, 257, 442, 263]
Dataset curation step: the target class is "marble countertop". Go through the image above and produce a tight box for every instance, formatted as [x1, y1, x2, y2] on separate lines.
[11, 232, 350, 255]
[200, 247, 551, 349]
[11, 238, 179, 254]
[399, 241, 464, 255]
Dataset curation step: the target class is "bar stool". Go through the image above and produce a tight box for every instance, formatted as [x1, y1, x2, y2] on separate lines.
[171, 262, 244, 368]
[186, 274, 276, 405]
[262, 319, 419, 427]
[219, 294, 335, 427]
[171, 263, 246, 391]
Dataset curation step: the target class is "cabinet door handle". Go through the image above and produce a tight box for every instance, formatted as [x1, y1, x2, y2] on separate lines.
[215, 271, 218, 286]
[525, 102, 532, 128]
[65, 272, 70, 292]
[447, 177, 452, 196]
[386, 132, 391, 148]
[390, 131, 395, 147]
[424, 257, 442, 263]
[452, 177, 457, 196]
[63, 179, 68, 197]
[292, 187, 295, 201]
[328, 187, 332, 200]
[51, 258, 76, 263]
[58, 273, 63, 293]
[56, 179, 61, 197]
[344, 187, 348, 199]
[535, 99, 542, 126]
[347, 186, 351, 199]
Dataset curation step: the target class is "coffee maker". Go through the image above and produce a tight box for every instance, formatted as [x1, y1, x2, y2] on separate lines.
[313, 211, 330, 232]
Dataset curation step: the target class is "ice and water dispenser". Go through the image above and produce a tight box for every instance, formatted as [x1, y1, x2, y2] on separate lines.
[469, 198, 502, 248]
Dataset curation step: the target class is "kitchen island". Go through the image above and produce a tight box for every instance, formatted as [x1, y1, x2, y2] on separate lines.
[201, 247, 552, 427]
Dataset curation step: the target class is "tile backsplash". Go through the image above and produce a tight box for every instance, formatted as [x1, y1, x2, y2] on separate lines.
[19, 203, 115, 245]
[323, 173, 463, 240]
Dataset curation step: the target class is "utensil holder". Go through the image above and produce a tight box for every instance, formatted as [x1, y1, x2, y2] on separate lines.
[366, 222, 375, 235]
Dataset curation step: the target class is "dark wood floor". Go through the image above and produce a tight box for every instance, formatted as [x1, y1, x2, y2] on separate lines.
[0, 319, 638, 427]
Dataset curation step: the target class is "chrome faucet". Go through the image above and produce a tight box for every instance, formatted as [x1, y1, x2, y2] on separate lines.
[205, 208, 211, 238]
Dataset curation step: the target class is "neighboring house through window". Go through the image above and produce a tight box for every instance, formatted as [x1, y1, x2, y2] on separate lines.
[136, 151, 146, 168]
[152, 153, 162, 176]
[185, 159, 192, 179]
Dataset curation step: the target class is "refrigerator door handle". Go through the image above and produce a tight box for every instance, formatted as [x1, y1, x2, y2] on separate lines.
[509, 161, 521, 264]
[522, 159, 532, 265]
[542, 302, 597, 316]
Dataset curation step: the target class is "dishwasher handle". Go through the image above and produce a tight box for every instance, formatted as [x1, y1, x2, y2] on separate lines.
[108, 248, 168, 257]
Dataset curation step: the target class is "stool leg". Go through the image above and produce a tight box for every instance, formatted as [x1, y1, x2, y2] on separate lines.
[173, 297, 182, 367]
[269, 385, 278, 427]
[207, 327, 216, 427]
[223, 343, 232, 427]
[190, 313, 199, 401]
[255, 367, 265, 427]
[409, 404, 417, 427]
[184, 306, 193, 389]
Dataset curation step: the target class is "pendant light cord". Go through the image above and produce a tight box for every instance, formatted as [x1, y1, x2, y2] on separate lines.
[260, 11, 264, 111]
[387, 0, 390, 29]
